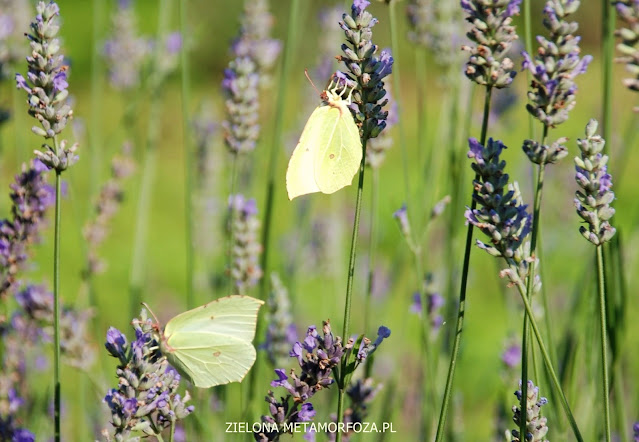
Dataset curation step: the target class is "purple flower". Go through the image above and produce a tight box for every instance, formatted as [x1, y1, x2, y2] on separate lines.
[633, 421, 639, 442]
[409, 292, 422, 315]
[393, 204, 411, 237]
[228, 194, 263, 292]
[502, 343, 522, 368]
[52, 70, 68, 92]
[11, 429, 36, 442]
[105, 327, 128, 360]
[298, 403, 316, 422]
[352, 0, 370, 16]
[165, 31, 182, 54]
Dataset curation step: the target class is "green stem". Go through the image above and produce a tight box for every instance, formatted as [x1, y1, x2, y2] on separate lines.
[259, 0, 301, 299]
[414, 46, 428, 181]
[336, 139, 368, 442]
[596, 245, 611, 442]
[435, 85, 493, 441]
[179, 0, 194, 308]
[602, 0, 615, 152]
[388, 0, 411, 220]
[520, 126, 548, 439]
[228, 154, 239, 294]
[169, 419, 175, 442]
[512, 276, 583, 441]
[364, 167, 379, 340]
[53, 168, 62, 442]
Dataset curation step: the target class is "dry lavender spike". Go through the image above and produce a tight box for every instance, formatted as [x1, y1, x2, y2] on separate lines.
[83, 143, 136, 277]
[614, 0, 639, 110]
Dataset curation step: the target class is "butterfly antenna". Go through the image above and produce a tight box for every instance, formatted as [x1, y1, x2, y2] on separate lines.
[141, 302, 161, 326]
[304, 69, 321, 96]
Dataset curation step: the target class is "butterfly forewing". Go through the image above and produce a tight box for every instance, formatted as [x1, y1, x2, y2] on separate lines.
[315, 105, 362, 194]
[285, 106, 325, 199]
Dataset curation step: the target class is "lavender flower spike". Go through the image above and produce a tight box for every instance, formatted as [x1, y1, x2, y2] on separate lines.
[339, 1, 393, 140]
[0, 160, 53, 300]
[511, 380, 549, 442]
[228, 195, 263, 293]
[103, 0, 150, 90]
[15, 1, 77, 171]
[614, 0, 639, 109]
[574, 119, 616, 245]
[461, 0, 521, 88]
[263, 273, 297, 367]
[522, 0, 592, 128]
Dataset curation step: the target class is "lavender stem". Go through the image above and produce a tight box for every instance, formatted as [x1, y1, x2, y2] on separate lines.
[53, 167, 61, 442]
[435, 85, 492, 441]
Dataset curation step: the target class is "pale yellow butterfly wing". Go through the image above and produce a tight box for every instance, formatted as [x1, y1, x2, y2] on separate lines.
[286, 106, 324, 199]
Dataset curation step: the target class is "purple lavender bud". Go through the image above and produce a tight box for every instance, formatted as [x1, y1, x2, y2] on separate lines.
[298, 403, 316, 422]
[11, 429, 36, 442]
[633, 422, 639, 441]
[105, 327, 128, 361]
[461, 0, 520, 88]
[574, 119, 616, 245]
[409, 292, 422, 315]
[522, 0, 590, 127]
[393, 204, 411, 238]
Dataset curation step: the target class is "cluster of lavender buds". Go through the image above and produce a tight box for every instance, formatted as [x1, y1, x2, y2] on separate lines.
[634, 422, 639, 441]
[255, 321, 390, 441]
[460, 0, 521, 88]
[407, 0, 465, 71]
[228, 194, 263, 294]
[522, 137, 568, 165]
[15, 1, 77, 171]
[0, 160, 53, 301]
[103, 0, 151, 91]
[614, 0, 639, 108]
[222, 54, 259, 154]
[393, 204, 411, 239]
[231, 0, 281, 86]
[339, 0, 393, 141]
[16, 284, 94, 369]
[366, 81, 397, 169]
[510, 380, 549, 442]
[103, 310, 194, 441]
[327, 378, 382, 442]
[465, 138, 538, 288]
[83, 144, 136, 277]
[154, 32, 182, 81]
[522, 0, 591, 128]
[263, 273, 297, 367]
[574, 119, 616, 246]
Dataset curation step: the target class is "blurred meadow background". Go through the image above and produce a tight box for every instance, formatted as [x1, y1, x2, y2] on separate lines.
[1, 0, 639, 440]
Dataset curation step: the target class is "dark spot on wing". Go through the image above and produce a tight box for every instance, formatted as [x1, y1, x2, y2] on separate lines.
[210, 316, 215, 320]
[213, 351, 221, 357]
[329, 154, 335, 159]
